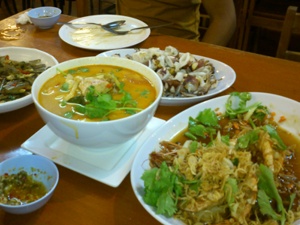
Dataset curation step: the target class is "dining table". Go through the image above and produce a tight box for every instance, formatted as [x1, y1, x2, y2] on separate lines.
[0, 11, 299, 225]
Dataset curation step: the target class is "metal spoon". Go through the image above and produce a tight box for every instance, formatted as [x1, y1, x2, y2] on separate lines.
[57, 20, 126, 29]
[101, 23, 174, 35]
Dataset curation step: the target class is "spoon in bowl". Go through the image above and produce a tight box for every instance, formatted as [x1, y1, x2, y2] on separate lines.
[57, 20, 126, 29]
[101, 23, 174, 35]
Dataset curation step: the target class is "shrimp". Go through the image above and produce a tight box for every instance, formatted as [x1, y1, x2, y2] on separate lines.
[258, 131, 274, 172]
[258, 131, 285, 174]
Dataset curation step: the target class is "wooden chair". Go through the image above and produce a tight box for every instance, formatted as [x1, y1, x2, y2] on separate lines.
[0, 0, 65, 15]
[241, 0, 286, 51]
[64, 0, 115, 16]
[276, 6, 300, 62]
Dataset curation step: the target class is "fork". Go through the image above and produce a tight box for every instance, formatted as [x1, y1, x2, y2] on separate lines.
[101, 23, 174, 35]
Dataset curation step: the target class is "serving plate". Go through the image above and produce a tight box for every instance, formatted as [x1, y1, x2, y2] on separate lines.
[130, 92, 300, 225]
[98, 48, 236, 106]
[0, 47, 58, 113]
[58, 15, 150, 50]
[21, 117, 165, 188]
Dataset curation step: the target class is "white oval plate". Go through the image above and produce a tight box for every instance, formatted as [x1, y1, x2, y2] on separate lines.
[58, 15, 150, 50]
[130, 92, 300, 225]
[0, 47, 58, 113]
[98, 48, 236, 106]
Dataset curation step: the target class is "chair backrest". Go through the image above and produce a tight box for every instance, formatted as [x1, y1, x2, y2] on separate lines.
[276, 6, 300, 62]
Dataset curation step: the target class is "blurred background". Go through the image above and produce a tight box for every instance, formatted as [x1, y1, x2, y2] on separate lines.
[1, 0, 299, 59]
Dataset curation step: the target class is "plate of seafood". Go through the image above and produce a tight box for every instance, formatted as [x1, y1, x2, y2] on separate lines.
[58, 15, 150, 50]
[130, 92, 300, 225]
[0, 47, 58, 113]
[97, 46, 236, 106]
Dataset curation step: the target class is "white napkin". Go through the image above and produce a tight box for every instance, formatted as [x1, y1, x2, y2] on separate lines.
[16, 12, 32, 25]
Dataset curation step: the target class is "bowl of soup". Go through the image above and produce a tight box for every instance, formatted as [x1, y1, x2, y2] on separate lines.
[31, 56, 163, 150]
[0, 155, 59, 214]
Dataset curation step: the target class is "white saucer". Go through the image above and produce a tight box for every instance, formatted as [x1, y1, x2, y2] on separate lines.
[21, 117, 165, 187]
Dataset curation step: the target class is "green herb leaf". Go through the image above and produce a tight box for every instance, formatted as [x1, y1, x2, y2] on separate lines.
[289, 193, 296, 211]
[257, 189, 282, 221]
[189, 141, 198, 153]
[70, 84, 141, 120]
[252, 105, 269, 122]
[141, 161, 182, 217]
[236, 129, 259, 149]
[196, 108, 219, 127]
[224, 177, 238, 213]
[263, 125, 287, 150]
[60, 82, 69, 91]
[225, 92, 261, 120]
[221, 134, 230, 145]
[185, 115, 217, 141]
[232, 158, 239, 166]
[67, 96, 86, 105]
[139, 89, 150, 97]
[258, 164, 286, 224]
[64, 111, 74, 119]
[189, 124, 207, 138]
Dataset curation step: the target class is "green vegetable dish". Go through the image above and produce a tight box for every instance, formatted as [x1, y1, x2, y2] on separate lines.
[142, 92, 300, 225]
[0, 55, 48, 103]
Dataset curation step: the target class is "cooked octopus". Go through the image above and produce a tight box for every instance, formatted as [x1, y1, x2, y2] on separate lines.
[113, 46, 218, 98]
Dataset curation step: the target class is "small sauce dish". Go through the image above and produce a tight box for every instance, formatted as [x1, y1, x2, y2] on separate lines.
[28, 7, 61, 29]
[0, 155, 59, 214]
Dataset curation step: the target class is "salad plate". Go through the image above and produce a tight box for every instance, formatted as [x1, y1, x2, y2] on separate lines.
[97, 48, 236, 106]
[22, 117, 165, 188]
[58, 15, 150, 50]
[130, 92, 300, 225]
[0, 47, 58, 113]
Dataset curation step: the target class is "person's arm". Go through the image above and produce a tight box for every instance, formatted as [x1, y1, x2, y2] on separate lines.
[201, 0, 237, 46]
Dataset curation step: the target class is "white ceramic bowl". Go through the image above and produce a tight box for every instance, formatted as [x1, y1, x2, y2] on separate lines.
[31, 56, 163, 150]
[131, 92, 300, 225]
[0, 155, 59, 214]
[28, 6, 61, 29]
[0, 47, 59, 113]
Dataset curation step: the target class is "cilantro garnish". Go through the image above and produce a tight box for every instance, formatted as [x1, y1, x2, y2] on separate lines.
[60, 82, 69, 92]
[236, 129, 259, 149]
[184, 108, 219, 141]
[70, 86, 141, 120]
[139, 89, 150, 97]
[263, 125, 287, 150]
[141, 161, 182, 217]
[225, 92, 262, 121]
[258, 164, 286, 225]
[224, 177, 238, 212]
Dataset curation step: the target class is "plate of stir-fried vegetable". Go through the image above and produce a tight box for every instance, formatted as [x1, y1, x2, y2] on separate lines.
[0, 47, 58, 113]
[131, 92, 300, 225]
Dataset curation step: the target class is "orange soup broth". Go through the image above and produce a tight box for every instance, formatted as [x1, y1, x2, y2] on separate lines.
[39, 65, 157, 121]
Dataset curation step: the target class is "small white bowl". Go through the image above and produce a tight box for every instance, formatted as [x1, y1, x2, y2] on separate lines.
[28, 6, 61, 29]
[31, 56, 163, 150]
[0, 155, 59, 214]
